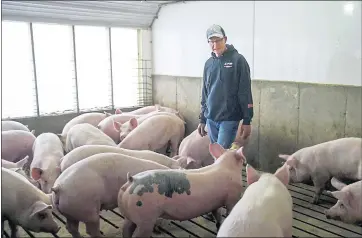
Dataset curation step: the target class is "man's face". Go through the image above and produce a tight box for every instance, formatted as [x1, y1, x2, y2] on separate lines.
[208, 36, 226, 56]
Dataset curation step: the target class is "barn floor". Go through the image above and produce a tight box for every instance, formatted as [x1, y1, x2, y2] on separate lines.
[3, 166, 362, 238]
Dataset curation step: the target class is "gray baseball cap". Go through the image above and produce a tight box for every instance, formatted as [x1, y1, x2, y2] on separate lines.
[206, 24, 226, 39]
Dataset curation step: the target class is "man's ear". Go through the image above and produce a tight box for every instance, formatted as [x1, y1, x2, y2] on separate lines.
[224, 36, 227, 43]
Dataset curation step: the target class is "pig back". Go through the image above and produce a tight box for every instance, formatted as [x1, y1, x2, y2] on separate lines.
[65, 123, 117, 152]
[60, 145, 127, 171]
[119, 114, 185, 150]
[2, 121, 30, 132]
[304, 137, 362, 180]
[61, 112, 108, 136]
[1, 130, 36, 163]
[54, 153, 169, 212]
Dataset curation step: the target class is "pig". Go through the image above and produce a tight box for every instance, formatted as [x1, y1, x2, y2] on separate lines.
[2, 167, 60, 237]
[51, 152, 169, 238]
[1, 130, 36, 165]
[173, 129, 215, 169]
[118, 114, 185, 157]
[324, 177, 362, 224]
[128, 104, 180, 116]
[117, 143, 246, 238]
[31, 133, 64, 193]
[2, 156, 29, 170]
[114, 111, 185, 142]
[217, 164, 293, 237]
[1, 120, 30, 132]
[174, 125, 250, 170]
[63, 123, 117, 153]
[2, 156, 41, 189]
[97, 113, 143, 143]
[59, 145, 187, 171]
[279, 137, 362, 204]
[60, 110, 120, 139]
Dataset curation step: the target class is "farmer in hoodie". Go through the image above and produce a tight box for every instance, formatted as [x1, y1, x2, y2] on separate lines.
[198, 24, 254, 149]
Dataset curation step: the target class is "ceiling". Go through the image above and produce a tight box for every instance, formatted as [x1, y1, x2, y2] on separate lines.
[1, 1, 184, 29]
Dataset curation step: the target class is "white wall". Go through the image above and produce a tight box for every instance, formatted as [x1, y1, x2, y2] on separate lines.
[152, 1, 361, 86]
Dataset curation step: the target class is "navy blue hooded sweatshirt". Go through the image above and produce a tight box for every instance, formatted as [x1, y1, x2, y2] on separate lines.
[199, 44, 254, 125]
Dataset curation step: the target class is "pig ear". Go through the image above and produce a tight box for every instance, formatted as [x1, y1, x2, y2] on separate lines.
[55, 166, 61, 173]
[330, 191, 352, 206]
[209, 143, 226, 159]
[104, 111, 112, 117]
[172, 155, 182, 160]
[331, 177, 347, 191]
[129, 118, 138, 130]
[186, 157, 196, 165]
[274, 164, 290, 186]
[31, 130, 35, 135]
[112, 121, 122, 132]
[235, 146, 246, 163]
[31, 168, 43, 180]
[246, 164, 260, 185]
[29, 201, 52, 218]
[25, 125, 29, 128]
[278, 154, 290, 160]
[16, 156, 29, 169]
[155, 104, 161, 111]
[285, 157, 298, 168]
[115, 108, 122, 114]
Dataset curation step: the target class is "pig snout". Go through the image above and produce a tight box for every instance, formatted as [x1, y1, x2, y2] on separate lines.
[324, 209, 341, 221]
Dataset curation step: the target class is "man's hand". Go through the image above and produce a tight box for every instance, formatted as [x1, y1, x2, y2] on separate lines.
[197, 123, 207, 137]
[241, 124, 251, 139]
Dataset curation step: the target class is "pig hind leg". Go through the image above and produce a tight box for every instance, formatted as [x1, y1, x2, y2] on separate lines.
[85, 219, 104, 238]
[169, 136, 182, 157]
[311, 173, 330, 204]
[211, 208, 222, 230]
[7, 219, 18, 238]
[122, 218, 137, 238]
[65, 218, 81, 238]
[133, 220, 156, 238]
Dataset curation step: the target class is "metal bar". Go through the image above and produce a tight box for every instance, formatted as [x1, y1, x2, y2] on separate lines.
[108, 27, 114, 109]
[29, 22, 40, 116]
[71, 25, 80, 112]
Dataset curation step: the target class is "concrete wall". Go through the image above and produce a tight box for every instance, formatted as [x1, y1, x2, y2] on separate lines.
[153, 75, 362, 173]
[9, 108, 140, 136]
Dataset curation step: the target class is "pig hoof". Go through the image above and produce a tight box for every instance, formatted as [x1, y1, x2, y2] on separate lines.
[311, 197, 319, 205]
[205, 213, 214, 221]
[153, 226, 162, 234]
[216, 222, 221, 231]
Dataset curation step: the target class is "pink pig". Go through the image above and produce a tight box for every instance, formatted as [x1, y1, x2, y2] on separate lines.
[217, 164, 293, 237]
[117, 143, 245, 238]
[279, 137, 362, 204]
[51, 152, 169, 238]
[1, 130, 36, 165]
[97, 113, 143, 143]
[31, 133, 64, 193]
[128, 104, 182, 118]
[1, 120, 30, 132]
[325, 177, 362, 224]
[118, 114, 185, 157]
[60, 109, 120, 140]
[114, 111, 185, 143]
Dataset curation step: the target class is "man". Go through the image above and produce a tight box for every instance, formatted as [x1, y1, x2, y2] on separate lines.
[198, 24, 254, 149]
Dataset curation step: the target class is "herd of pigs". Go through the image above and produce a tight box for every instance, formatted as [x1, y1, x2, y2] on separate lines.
[1, 104, 362, 238]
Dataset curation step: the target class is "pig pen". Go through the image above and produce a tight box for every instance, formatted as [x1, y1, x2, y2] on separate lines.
[3, 165, 362, 238]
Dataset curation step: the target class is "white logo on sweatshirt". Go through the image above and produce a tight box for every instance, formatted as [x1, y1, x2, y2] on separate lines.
[224, 62, 233, 68]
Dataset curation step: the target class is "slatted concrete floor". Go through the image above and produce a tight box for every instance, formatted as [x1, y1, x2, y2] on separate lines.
[3, 167, 362, 238]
